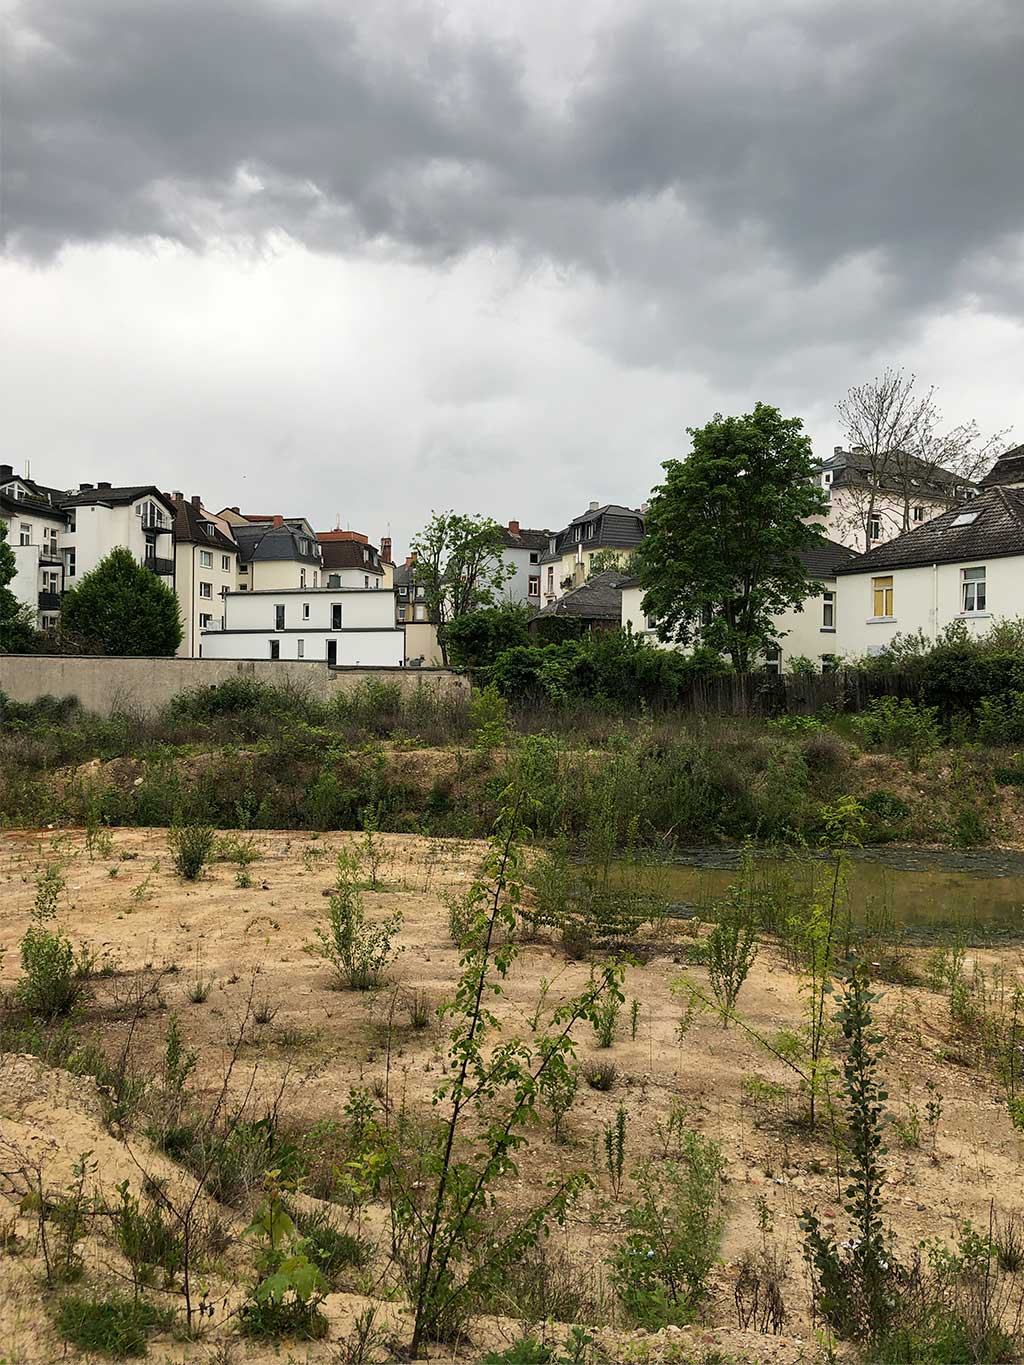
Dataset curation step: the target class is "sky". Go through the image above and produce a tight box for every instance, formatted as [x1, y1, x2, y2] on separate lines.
[3, 0, 1023, 554]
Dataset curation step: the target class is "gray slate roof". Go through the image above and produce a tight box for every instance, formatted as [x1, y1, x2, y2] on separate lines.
[821, 448, 975, 499]
[553, 504, 645, 555]
[498, 526, 550, 551]
[979, 445, 1024, 490]
[233, 522, 320, 565]
[835, 487, 1024, 574]
[799, 536, 860, 579]
[61, 485, 175, 512]
[535, 569, 632, 620]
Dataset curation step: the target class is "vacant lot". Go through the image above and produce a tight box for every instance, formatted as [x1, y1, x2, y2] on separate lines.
[1, 826, 1022, 1363]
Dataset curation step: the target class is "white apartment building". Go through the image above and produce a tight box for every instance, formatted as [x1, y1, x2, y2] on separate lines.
[816, 446, 976, 553]
[171, 495, 240, 658]
[497, 520, 550, 607]
[60, 483, 176, 586]
[200, 587, 405, 665]
[0, 466, 69, 631]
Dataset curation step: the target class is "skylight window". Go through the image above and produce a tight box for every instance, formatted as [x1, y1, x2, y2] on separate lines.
[952, 511, 980, 526]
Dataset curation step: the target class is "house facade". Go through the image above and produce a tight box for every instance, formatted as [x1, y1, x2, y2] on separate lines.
[391, 557, 442, 665]
[833, 477, 1024, 656]
[620, 537, 857, 671]
[170, 495, 239, 658]
[220, 512, 322, 591]
[317, 530, 385, 590]
[200, 587, 405, 665]
[497, 520, 550, 606]
[536, 568, 633, 634]
[541, 502, 645, 605]
[0, 466, 69, 631]
[817, 446, 976, 552]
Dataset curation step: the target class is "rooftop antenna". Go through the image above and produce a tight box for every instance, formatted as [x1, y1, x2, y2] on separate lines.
[335, 513, 341, 530]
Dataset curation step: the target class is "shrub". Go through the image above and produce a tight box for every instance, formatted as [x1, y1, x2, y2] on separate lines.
[17, 864, 79, 1019]
[307, 850, 402, 990]
[853, 697, 941, 768]
[705, 904, 758, 1026]
[239, 1185, 329, 1341]
[592, 996, 620, 1048]
[53, 1293, 173, 1358]
[610, 1131, 725, 1326]
[287, 1202, 368, 1284]
[582, 1059, 617, 1091]
[167, 823, 214, 880]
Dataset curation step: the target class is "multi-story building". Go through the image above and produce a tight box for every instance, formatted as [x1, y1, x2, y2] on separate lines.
[497, 520, 551, 607]
[0, 467, 69, 632]
[816, 446, 977, 552]
[540, 502, 645, 605]
[170, 495, 240, 658]
[60, 482, 177, 596]
[200, 586, 404, 665]
[391, 556, 442, 665]
[317, 530, 385, 589]
[218, 510, 322, 591]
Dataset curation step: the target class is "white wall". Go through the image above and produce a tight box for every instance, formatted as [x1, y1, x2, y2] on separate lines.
[175, 541, 238, 658]
[821, 487, 950, 552]
[62, 497, 174, 581]
[240, 560, 321, 591]
[834, 555, 1023, 656]
[223, 589, 396, 631]
[501, 546, 544, 606]
[1, 507, 67, 623]
[201, 628, 405, 665]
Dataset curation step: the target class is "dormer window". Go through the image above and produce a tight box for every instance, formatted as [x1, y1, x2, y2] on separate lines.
[952, 511, 979, 527]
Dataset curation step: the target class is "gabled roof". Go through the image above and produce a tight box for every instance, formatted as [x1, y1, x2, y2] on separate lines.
[498, 526, 550, 551]
[535, 569, 632, 620]
[820, 447, 975, 499]
[171, 498, 238, 553]
[979, 445, 1024, 490]
[835, 487, 1024, 574]
[60, 485, 176, 513]
[0, 488, 70, 523]
[320, 538, 383, 574]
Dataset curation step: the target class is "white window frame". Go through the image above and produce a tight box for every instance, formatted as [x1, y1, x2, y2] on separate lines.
[199, 549, 213, 567]
[868, 514, 881, 541]
[19, 523, 32, 546]
[221, 554, 230, 571]
[297, 639, 305, 658]
[302, 602, 310, 620]
[199, 581, 213, 599]
[961, 566, 986, 614]
[822, 590, 835, 629]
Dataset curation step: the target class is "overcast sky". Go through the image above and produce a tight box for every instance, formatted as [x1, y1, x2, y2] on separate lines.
[4, 0, 1023, 552]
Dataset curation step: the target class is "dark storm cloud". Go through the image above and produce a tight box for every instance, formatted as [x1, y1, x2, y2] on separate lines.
[6, 0, 1024, 349]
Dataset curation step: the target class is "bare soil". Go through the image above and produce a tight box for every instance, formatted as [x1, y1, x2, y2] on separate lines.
[0, 826, 1021, 1363]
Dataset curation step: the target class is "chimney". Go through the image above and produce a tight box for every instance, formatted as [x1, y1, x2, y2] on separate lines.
[507, 519, 520, 535]
[79, 483, 94, 492]
[834, 446, 843, 456]
[380, 536, 392, 563]
[405, 553, 417, 566]
[588, 500, 599, 512]
[231, 506, 240, 514]
[97, 481, 112, 490]
[0, 464, 12, 481]
[170, 490, 183, 501]
[191, 495, 202, 508]
[272, 515, 284, 528]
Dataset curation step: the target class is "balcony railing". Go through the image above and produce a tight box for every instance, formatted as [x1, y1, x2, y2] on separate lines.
[146, 557, 175, 576]
[38, 591, 61, 611]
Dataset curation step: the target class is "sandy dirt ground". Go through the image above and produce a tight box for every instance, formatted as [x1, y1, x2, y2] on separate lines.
[0, 826, 1021, 1363]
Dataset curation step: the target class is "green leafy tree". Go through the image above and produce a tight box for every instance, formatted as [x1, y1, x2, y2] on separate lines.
[0, 520, 37, 653]
[60, 547, 182, 656]
[410, 512, 515, 664]
[588, 548, 635, 579]
[635, 403, 829, 670]
[442, 601, 532, 669]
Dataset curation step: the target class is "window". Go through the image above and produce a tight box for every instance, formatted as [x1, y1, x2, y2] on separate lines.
[415, 585, 425, 599]
[546, 567, 554, 592]
[868, 515, 881, 541]
[398, 586, 408, 598]
[822, 471, 833, 487]
[414, 604, 427, 622]
[397, 605, 407, 622]
[199, 613, 212, 629]
[764, 644, 782, 675]
[331, 604, 342, 629]
[952, 511, 979, 527]
[300, 568, 306, 588]
[302, 603, 310, 620]
[313, 572, 318, 587]
[66, 548, 76, 577]
[19, 523, 31, 545]
[912, 506, 925, 523]
[269, 640, 280, 660]
[645, 614, 657, 631]
[238, 561, 248, 574]
[200, 549, 213, 567]
[46, 528, 59, 554]
[872, 575, 894, 618]
[822, 590, 835, 629]
[364, 575, 369, 589]
[199, 581, 212, 599]
[961, 566, 986, 613]
[528, 574, 540, 598]
[221, 554, 230, 571]
[274, 603, 285, 630]
[530, 551, 539, 564]
[297, 639, 305, 658]
[204, 524, 215, 537]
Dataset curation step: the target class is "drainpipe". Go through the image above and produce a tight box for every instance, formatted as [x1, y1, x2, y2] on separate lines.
[931, 562, 938, 639]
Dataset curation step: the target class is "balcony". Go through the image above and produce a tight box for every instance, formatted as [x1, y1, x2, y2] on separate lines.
[38, 590, 61, 611]
[146, 557, 175, 577]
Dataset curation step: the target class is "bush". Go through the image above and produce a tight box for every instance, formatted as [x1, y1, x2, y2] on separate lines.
[17, 865, 79, 1018]
[307, 850, 402, 989]
[975, 691, 1024, 745]
[610, 1131, 725, 1326]
[853, 697, 941, 768]
[167, 823, 214, 880]
[53, 1293, 172, 1358]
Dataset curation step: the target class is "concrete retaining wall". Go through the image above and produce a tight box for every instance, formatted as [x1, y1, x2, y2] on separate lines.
[0, 655, 469, 717]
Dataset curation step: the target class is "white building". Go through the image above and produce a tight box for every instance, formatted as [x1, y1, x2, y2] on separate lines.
[0, 466, 69, 631]
[219, 511, 322, 591]
[61, 483, 177, 586]
[816, 446, 976, 553]
[497, 520, 550, 607]
[620, 537, 857, 672]
[170, 495, 240, 658]
[201, 587, 405, 665]
[833, 478, 1024, 657]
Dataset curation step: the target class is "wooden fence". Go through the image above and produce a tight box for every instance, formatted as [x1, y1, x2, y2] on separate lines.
[681, 669, 913, 717]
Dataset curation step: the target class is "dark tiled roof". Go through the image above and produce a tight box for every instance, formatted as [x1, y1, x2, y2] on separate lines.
[497, 526, 550, 551]
[172, 498, 237, 553]
[835, 488, 1024, 574]
[799, 537, 860, 579]
[535, 569, 632, 620]
[320, 539, 383, 573]
[979, 445, 1024, 489]
[553, 505, 645, 555]
[567, 503, 640, 526]
[820, 448, 975, 499]
[60, 485, 175, 511]
[233, 522, 320, 565]
[0, 489, 70, 523]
